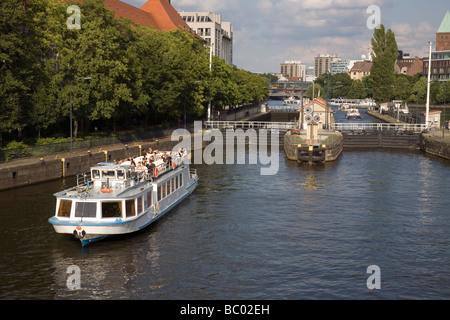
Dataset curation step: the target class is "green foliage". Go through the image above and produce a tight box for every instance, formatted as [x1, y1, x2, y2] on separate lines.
[0, 0, 268, 146]
[369, 25, 399, 102]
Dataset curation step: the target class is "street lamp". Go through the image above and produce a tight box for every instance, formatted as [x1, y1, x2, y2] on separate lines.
[70, 77, 92, 154]
[425, 41, 433, 128]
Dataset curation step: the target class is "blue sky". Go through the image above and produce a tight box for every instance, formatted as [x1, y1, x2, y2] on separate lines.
[122, 0, 450, 73]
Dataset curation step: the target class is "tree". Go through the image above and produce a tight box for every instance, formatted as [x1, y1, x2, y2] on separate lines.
[392, 75, 412, 101]
[369, 25, 399, 102]
[409, 77, 427, 104]
[348, 80, 367, 99]
[306, 83, 324, 99]
[0, 0, 50, 142]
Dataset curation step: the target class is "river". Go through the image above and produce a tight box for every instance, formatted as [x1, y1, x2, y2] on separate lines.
[1, 102, 450, 300]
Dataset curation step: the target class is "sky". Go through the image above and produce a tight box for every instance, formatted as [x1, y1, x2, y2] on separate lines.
[122, 0, 450, 73]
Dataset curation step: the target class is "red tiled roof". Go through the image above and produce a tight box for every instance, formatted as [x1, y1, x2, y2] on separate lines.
[140, 0, 190, 31]
[105, 0, 158, 29]
[63, 0, 192, 32]
[349, 61, 373, 73]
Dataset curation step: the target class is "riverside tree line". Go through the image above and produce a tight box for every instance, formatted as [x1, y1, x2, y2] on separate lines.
[0, 0, 269, 148]
[307, 25, 450, 106]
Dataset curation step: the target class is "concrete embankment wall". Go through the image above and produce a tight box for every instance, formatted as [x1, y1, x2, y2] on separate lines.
[420, 135, 450, 160]
[0, 134, 204, 192]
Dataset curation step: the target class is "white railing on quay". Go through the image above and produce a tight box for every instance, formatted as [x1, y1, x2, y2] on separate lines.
[331, 123, 428, 133]
[204, 121, 428, 133]
[204, 121, 297, 131]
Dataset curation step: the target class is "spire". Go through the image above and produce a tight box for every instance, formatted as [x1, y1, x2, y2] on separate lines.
[437, 11, 450, 33]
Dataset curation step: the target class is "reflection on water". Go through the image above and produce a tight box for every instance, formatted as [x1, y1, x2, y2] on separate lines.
[1, 144, 450, 299]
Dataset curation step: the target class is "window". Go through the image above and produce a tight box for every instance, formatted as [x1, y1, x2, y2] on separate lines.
[147, 191, 152, 208]
[75, 202, 97, 218]
[58, 200, 72, 217]
[137, 196, 143, 214]
[162, 182, 167, 199]
[102, 170, 115, 179]
[126, 199, 136, 217]
[117, 170, 125, 180]
[102, 202, 122, 218]
[92, 170, 100, 179]
[158, 185, 162, 201]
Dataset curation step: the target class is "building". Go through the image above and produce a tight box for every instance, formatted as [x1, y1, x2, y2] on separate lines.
[298, 97, 333, 130]
[330, 60, 349, 75]
[436, 11, 450, 51]
[69, 0, 195, 33]
[348, 61, 373, 80]
[395, 51, 423, 76]
[280, 60, 306, 78]
[179, 12, 233, 65]
[314, 54, 340, 77]
[423, 11, 450, 81]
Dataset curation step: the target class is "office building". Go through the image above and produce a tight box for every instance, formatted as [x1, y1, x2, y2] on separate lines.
[180, 12, 233, 65]
[314, 54, 340, 77]
[280, 60, 306, 79]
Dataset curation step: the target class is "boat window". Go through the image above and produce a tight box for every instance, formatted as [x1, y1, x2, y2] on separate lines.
[57, 200, 72, 217]
[126, 199, 136, 217]
[171, 178, 175, 193]
[147, 191, 152, 208]
[158, 185, 162, 202]
[176, 175, 179, 189]
[162, 182, 167, 199]
[179, 174, 183, 187]
[137, 196, 143, 214]
[167, 180, 172, 195]
[92, 170, 100, 179]
[75, 202, 97, 218]
[117, 170, 125, 180]
[102, 170, 116, 179]
[102, 202, 122, 218]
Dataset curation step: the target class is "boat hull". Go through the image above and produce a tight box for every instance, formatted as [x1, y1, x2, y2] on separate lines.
[49, 178, 198, 247]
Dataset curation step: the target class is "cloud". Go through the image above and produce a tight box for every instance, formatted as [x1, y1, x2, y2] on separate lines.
[390, 22, 435, 57]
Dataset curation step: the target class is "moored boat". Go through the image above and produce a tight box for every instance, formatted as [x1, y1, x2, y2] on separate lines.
[346, 108, 362, 120]
[48, 149, 198, 247]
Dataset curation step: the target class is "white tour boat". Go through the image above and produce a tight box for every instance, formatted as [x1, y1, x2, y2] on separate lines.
[48, 149, 198, 247]
[283, 96, 302, 106]
[346, 108, 362, 120]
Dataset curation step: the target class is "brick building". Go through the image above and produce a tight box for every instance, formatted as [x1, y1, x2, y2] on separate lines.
[423, 11, 450, 81]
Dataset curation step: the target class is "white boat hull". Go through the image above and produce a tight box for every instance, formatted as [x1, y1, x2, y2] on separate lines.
[48, 154, 198, 247]
[49, 179, 198, 246]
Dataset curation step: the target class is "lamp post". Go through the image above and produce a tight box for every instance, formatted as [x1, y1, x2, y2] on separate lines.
[70, 77, 92, 154]
[425, 41, 433, 128]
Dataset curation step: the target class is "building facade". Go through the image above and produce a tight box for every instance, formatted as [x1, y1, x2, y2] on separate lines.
[423, 11, 450, 81]
[280, 60, 306, 78]
[179, 12, 233, 65]
[330, 60, 349, 75]
[348, 61, 373, 80]
[314, 54, 340, 77]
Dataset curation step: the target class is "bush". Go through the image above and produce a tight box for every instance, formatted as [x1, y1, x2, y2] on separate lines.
[1, 141, 30, 162]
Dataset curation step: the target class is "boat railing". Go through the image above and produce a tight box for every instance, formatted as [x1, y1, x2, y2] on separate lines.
[77, 172, 91, 187]
[190, 168, 198, 179]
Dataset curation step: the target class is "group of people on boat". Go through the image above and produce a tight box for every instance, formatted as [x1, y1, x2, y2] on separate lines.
[112, 147, 188, 177]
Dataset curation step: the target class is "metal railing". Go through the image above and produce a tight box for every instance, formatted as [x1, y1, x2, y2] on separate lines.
[331, 123, 428, 133]
[204, 121, 297, 130]
[205, 121, 429, 133]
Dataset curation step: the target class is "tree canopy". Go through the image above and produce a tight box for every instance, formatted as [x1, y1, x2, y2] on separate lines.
[0, 0, 268, 146]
